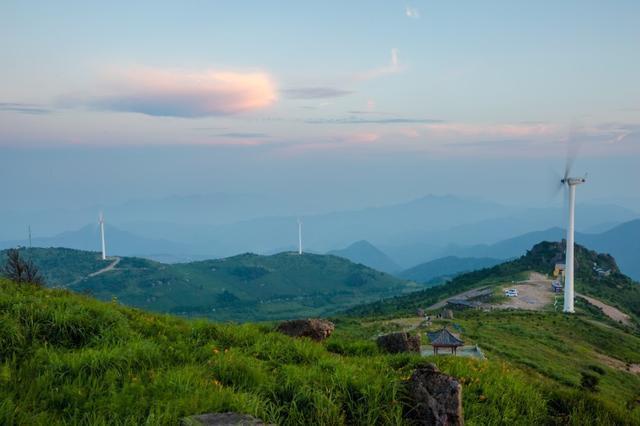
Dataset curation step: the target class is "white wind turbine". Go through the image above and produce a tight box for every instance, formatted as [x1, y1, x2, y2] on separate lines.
[297, 218, 303, 255]
[99, 212, 107, 260]
[558, 160, 586, 313]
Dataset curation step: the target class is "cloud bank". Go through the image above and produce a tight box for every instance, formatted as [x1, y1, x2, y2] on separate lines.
[0, 102, 51, 115]
[71, 68, 277, 118]
[283, 87, 353, 99]
[306, 117, 441, 124]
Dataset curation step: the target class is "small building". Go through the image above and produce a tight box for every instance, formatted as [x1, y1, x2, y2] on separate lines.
[551, 280, 563, 293]
[439, 309, 454, 319]
[447, 299, 481, 310]
[553, 263, 565, 278]
[427, 327, 465, 355]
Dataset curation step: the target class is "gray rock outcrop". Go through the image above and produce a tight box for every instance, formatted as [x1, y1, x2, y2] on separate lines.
[403, 363, 463, 425]
[276, 318, 335, 341]
[376, 332, 421, 354]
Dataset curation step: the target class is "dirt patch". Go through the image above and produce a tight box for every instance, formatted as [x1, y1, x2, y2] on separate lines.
[594, 352, 640, 374]
[494, 272, 555, 311]
[577, 293, 631, 326]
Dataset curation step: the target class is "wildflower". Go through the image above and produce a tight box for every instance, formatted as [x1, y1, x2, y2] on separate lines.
[212, 348, 220, 354]
[479, 395, 487, 401]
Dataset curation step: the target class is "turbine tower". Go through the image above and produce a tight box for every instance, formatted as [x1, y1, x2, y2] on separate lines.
[297, 219, 303, 255]
[99, 212, 107, 260]
[561, 172, 586, 313]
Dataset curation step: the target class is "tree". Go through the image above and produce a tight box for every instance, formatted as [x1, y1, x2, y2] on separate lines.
[2, 248, 44, 285]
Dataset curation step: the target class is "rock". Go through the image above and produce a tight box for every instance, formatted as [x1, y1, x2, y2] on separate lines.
[402, 363, 463, 426]
[182, 412, 272, 426]
[417, 308, 425, 317]
[376, 332, 421, 354]
[276, 318, 335, 341]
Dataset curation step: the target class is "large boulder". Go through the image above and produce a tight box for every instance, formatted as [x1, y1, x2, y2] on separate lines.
[181, 412, 272, 425]
[376, 332, 421, 354]
[276, 318, 335, 341]
[402, 363, 463, 426]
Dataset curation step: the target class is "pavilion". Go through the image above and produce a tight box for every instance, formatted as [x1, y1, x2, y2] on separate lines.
[427, 327, 465, 355]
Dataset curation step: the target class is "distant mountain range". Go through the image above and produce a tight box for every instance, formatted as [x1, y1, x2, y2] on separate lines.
[327, 240, 400, 273]
[2, 194, 637, 277]
[0, 247, 422, 322]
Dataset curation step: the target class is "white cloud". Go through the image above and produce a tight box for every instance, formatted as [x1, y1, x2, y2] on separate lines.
[405, 6, 420, 19]
[357, 48, 404, 80]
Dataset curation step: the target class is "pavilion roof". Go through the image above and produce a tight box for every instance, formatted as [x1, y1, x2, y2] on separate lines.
[427, 327, 464, 347]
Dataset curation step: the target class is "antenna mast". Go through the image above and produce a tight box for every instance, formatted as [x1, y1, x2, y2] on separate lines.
[298, 219, 303, 255]
[99, 212, 107, 260]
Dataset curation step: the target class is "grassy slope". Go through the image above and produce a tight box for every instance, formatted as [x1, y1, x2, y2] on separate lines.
[1, 278, 557, 425]
[2, 248, 420, 322]
[331, 308, 640, 425]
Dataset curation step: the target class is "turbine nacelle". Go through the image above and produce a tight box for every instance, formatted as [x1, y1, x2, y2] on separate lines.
[561, 177, 586, 186]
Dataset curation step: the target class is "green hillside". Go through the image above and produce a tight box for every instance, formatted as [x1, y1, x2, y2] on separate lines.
[4, 278, 639, 425]
[0, 247, 421, 322]
[345, 241, 640, 322]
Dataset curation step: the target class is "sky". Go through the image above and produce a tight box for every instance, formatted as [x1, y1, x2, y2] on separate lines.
[1, 1, 639, 215]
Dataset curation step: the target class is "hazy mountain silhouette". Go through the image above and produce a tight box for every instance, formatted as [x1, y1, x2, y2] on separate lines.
[328, 240, 400, 273]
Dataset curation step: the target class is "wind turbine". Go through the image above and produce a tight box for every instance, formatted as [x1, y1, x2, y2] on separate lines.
[559, 162, 586, 313]
[297, 218, 303, 255]
[99, 212, 107, 260]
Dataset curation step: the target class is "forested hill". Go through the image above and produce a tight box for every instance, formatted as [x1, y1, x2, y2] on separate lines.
[0, 247, 422, 322]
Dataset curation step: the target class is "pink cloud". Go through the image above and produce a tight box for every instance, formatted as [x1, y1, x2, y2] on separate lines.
[348, 132, 381, 143]
[72, 67, 277, 118]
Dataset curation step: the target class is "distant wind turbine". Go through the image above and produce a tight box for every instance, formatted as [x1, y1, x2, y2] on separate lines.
[558, 159, 586, 313]
[298, 218, 303, 255]
[99, 212, 107, 260]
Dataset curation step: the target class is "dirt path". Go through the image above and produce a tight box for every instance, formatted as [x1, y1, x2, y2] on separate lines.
[594, 352, 640, 374]
[63, 257, 121, 287]
[577, 293, 631, 326]
[88, 257, 121, 278]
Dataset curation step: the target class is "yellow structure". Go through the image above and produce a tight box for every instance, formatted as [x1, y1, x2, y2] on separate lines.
[553, 263, 566, 278]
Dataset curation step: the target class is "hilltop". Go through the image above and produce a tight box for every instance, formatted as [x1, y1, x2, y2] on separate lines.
[344, 241, 640, 322]
[0, 247, 421, 322]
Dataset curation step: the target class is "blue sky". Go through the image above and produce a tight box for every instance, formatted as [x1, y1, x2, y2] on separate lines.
[1, 1, 639, 212]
